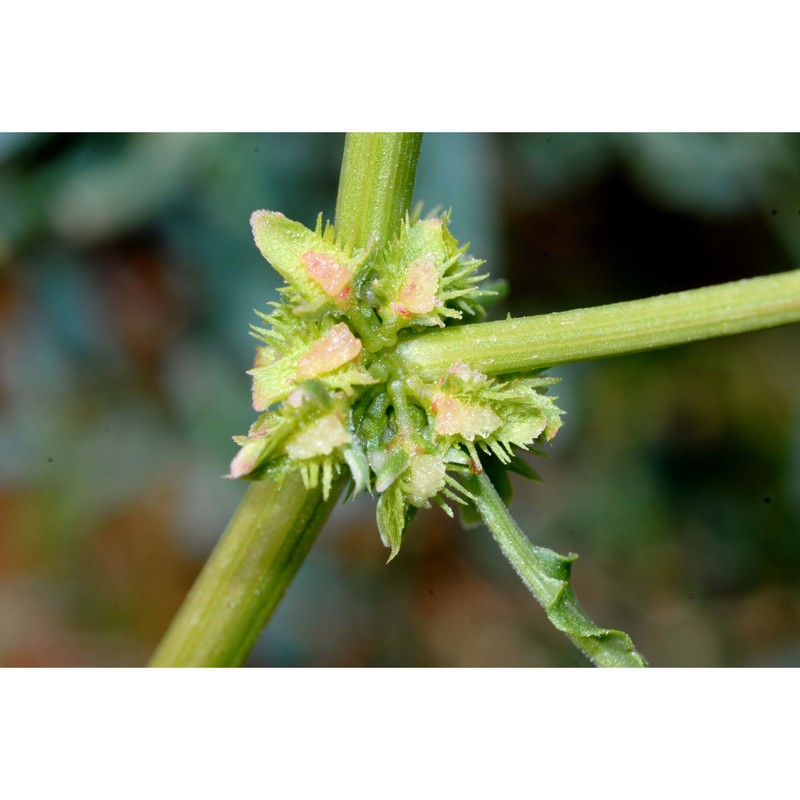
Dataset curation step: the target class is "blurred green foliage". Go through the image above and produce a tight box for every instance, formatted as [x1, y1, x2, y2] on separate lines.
[1, 133, 799, 666]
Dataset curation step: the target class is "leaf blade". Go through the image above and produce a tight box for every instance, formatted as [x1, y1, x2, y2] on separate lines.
[464, 472, 647, 668]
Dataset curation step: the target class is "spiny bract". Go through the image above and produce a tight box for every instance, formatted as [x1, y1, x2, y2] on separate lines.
[230, 209, 563, 560]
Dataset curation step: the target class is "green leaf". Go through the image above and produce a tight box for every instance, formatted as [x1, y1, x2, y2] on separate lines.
[464, 472, 647, 667]
[484, 454, 514, 503]
[522, 545, 647, 667]
[458, 496, 483, 529]
[376, 483, 407, 562]
[506, 452, 542, 482]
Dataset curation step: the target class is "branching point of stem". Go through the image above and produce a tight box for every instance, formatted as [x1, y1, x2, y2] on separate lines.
[152, 132, 800, 669]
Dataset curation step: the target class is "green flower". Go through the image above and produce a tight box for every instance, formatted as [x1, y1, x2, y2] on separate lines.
[230, 209, 564, 561]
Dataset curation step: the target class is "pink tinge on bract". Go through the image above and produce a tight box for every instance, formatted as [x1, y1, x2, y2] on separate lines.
[301, 250, 351, 298]
[287, 389, 305, 407]
[228, 439, 264, 478]
[432, 393, 502, 440]
[396, 257, 439, 315]
[297, 323, 362, 379]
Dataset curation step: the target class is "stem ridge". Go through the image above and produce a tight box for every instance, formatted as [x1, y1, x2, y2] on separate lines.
[398, 269, 800, 377]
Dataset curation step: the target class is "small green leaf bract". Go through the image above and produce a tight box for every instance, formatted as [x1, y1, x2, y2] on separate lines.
[376, 484, 407, 562]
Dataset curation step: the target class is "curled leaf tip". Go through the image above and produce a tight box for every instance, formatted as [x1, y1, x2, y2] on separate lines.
[466, 472, 647, 668]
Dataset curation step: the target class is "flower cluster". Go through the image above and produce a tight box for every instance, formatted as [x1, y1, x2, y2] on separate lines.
[230, 209, 563, 559]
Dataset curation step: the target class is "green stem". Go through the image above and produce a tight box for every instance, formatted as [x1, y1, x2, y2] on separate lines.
[464, 472, 647, 667]
[149, 474, 346, 667]
[335, 133, 423, 249]
[398, 269, 800, 377]
[149, 133, 422, 667]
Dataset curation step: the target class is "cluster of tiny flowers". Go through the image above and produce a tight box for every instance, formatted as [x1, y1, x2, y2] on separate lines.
[229, 209, 563, 559]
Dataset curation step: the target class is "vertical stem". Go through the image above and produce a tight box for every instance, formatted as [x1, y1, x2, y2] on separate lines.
[149, 133, 423, 667]
[335, 133, 423, 249]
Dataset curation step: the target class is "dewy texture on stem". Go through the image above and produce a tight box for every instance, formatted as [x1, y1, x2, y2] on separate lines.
[397, 269, 800, 377]
[335, 133, 422, 250]
[149, 474, 346, 667]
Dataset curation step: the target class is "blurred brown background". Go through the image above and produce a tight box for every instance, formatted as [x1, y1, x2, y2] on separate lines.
[1, 133, 799, 666]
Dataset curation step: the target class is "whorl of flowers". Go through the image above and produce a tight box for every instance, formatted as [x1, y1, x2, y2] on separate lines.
[230, 209, 563, 560]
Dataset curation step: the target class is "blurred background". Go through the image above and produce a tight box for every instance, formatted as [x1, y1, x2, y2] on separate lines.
[1, 132, 799, 667]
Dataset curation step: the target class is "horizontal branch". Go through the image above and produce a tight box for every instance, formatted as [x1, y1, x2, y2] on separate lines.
[397, 269, 800, 377]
